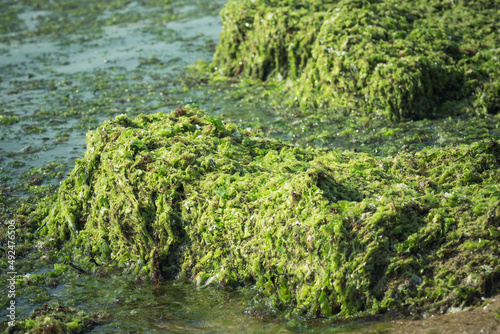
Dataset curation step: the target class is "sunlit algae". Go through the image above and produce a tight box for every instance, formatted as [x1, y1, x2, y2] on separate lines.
[43, 107, 500, 318]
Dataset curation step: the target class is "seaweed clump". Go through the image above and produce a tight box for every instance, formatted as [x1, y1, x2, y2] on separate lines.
[6, 302, 100, 334]
[43, 107, 500, 318]
[213, 0, 500, 120]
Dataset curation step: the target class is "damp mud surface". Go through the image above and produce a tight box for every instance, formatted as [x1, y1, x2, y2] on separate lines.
[1, 0, 500, 333]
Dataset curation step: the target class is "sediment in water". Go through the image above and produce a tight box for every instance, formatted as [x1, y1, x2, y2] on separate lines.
[43, 107, 500, 318]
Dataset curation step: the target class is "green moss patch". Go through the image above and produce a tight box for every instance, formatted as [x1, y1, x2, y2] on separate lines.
[5, 302, 101, 334]
[213, 0, 499, 120]
[42, 107, 500, 319]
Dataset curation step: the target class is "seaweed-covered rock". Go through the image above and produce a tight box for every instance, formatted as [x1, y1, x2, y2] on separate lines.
[213, 0, 500, 120]
[6, 302, 100, 334]
[43, 107, 500, 318]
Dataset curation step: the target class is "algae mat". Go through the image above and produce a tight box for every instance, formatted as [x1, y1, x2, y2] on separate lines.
[43, 106, 500, 319]
[213, 0, 500, 120]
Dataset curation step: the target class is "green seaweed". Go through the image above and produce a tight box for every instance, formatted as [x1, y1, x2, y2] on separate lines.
[213, 0, 500, 120]
[2, 0, 499, 327]
[5, 301, 101, 334]
[43, 107, 500, 319]
[5, 0, 171, 42]
[183, 59, 500, 153]
[0, 115, 19, 125]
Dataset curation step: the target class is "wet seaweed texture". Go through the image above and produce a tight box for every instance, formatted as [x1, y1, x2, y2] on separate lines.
[6, 302, 101, 334]
[43, 107, 500, 319]
[213, 0, 499, 120]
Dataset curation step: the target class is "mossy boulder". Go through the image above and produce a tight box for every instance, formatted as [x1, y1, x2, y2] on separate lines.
[6, 303, 99, 334]
[213, 0, 500, 120]
[43, 107, 500, 318]
[213, 0, 335, 80]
